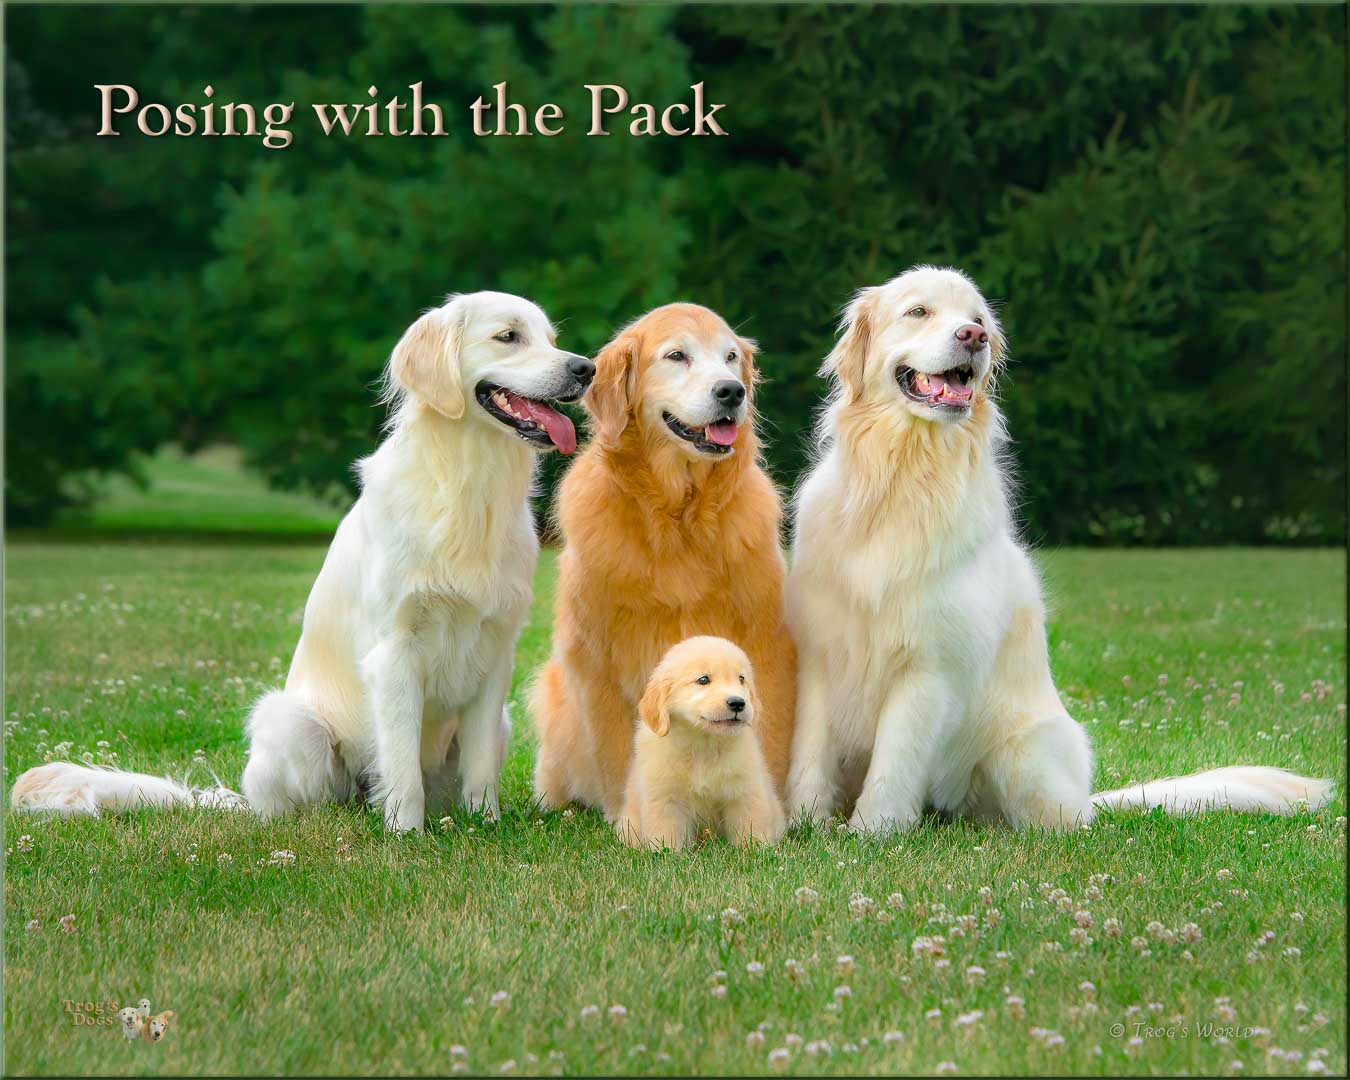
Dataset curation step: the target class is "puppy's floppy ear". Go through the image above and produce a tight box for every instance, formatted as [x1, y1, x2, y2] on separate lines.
[822, 287, 879, 401]
[388, 299, 467, 419]
[638, 673, 673, 737]
[587, 329, 639, 447]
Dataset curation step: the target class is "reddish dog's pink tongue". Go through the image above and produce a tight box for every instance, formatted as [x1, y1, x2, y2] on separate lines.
[511, 394, 577, 454]
[706, 420, 739, 446]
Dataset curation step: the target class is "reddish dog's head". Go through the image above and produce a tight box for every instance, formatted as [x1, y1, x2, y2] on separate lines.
[586, 304, 758, 459]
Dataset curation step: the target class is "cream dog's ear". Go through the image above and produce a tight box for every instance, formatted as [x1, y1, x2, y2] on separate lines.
[822, 287, 879, 401]
[388, 300, 466, 419]
[586, 329, 639, 447]
[638, 673, 673, 737]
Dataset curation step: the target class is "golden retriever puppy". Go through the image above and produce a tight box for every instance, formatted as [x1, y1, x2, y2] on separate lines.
[531, 304, 797, 821]
[787, 265, 1333, 830]
[617, 637, 784, 849]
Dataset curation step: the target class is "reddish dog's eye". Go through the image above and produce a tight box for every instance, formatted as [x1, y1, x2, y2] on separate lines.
[666, 350, 687, 363]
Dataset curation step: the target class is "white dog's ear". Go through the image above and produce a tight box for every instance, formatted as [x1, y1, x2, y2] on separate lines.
[822, 287, 878, 401]
[587, 328, 639, 447]
[638, 673, 672, 737]
[389, 301, 466, 419]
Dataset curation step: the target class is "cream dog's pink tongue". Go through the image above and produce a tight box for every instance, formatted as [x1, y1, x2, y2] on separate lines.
[918, 371, 972, 404]
[506, 392, 577, 454]
[706, 420, 739, 446]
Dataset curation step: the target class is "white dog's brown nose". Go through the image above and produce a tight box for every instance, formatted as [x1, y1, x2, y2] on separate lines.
[955, 324, 989, 350]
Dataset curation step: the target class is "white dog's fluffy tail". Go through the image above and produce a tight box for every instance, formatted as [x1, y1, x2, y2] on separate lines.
[1092, 766, 1334, 817]
[9, 761, 246, 818]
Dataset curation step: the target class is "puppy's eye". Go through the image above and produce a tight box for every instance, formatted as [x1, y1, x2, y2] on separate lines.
[905, 306, 929, 318]
[739, 674, 746, 684]
[495, 329, 518, 344]
[666, 350, 688, 363]
[696, 675, 711, 685]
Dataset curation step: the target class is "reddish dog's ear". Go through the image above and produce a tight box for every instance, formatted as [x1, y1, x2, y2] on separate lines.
[822, 287, 878, 402]
[587, 329, 640, 447]
[735, 334, 760, 394]
[638, 673, 673, 737]
[388, 300, 466, 419]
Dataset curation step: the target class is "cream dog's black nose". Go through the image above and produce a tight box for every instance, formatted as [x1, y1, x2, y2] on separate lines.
[727, 695, 746, 713]
[955, 324, 989, 351]
[566, 354, 596, 383]
[712, 380, 745, 407]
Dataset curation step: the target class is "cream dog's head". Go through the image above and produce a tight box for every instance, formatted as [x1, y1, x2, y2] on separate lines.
[639, 636, 758, 738]
[586, 304, 756, 459]
[826, 265, 1004, 423]
[118, 1007, 141, 1036]
[385, 291, 595, 453]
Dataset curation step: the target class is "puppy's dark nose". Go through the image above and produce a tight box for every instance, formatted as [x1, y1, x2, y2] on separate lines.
[726, 695, 746, 713]
[566, 354, 596, 383]
[712, 380, 746, 407]
[955, 324, 989, 351]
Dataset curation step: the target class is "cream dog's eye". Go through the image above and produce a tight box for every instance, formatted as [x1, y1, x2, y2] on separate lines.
[696, 674, 711, 685]
[666, 350, 688, 363]
[495, 329, 518, 344]
[905, 306, 929, 318]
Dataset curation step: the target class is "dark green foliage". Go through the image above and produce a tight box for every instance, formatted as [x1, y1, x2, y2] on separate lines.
[6, 5, 1344, 542]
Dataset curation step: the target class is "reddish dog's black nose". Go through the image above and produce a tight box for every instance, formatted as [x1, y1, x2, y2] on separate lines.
[712, 380, 746, 407]
[726, 695, 746, 713]
[955, 323, 989, 350]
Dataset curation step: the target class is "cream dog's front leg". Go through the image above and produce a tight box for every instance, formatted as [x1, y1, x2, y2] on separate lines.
[457, 648, 513, 820]
[365, 638, 427, 832]
[849, 671, 952, 833]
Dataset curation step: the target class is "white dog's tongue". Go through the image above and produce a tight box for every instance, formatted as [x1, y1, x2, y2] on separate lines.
[706, 420, 740, 446]
[510, 393, 577, 455]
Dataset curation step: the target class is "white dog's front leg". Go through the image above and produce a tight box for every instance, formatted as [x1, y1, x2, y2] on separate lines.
[849, 674, 951, 834]
[457, 650, 512, 820]
[366, 639, 427, 832]
[787, 653, 843, 825]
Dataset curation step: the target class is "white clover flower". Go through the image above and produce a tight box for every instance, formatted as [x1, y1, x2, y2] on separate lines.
[935, 1062, 958, 1075]
[795, 886, 820, 906]
[1005, 996, 1026, 1020]
[580, 1005, 600, 1021]
[835, 955, 855, 977]
[16, 835, 33, 853]
[887, 891, 906, 909]
[746, 1030, 766, 1049]
[805, 1039, 832, 1057]
[965, 965, 986, 985]
[746, 961, 765, 977]
[608, 1004, 628, 1027]
[490, 990, 511, 1013]
[883, 1030, 905, 1046]
[24, 918, 40, 933]
[1103, 917, 1122, 939]
[848, 892, 876, 919]
[833, 985, 852, 1002]
[768, 1048, 790, 1071]
[450, 1046, 468, 1060]
[59, 913, 76, 934]
[709, 984, 727, 1000]
[925, 1007, 943, 1026]
[784, 1033, 803, 1049]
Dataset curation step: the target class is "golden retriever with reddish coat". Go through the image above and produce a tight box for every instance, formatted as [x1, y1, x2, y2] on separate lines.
[531, 304, 796, 820]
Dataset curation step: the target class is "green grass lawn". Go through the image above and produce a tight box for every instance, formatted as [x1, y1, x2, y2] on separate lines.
[48, 446, 343, 538]
[3, 543, 1345, 1077]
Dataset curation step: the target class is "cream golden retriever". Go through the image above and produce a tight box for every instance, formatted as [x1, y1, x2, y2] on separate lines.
[786, 265, 1333, 831]
[12, 291, 594, 831]
[617, 636, 785, 849]
[531, 304, 797, 821]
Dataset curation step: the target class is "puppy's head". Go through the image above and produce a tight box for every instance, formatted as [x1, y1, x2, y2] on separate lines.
[386, 291, 595, 454]
[825, 266, 1004, 423]
[587, 304, 756, 458]
[639, 636, 758, 738]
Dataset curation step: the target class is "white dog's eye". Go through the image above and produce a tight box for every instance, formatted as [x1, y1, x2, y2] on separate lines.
[905, 306, 929, 318]
[696, 674, 711, 685]
[974, 316, 985, 326]
[666, 350, 688, 363]
[495, 329, 519, 344]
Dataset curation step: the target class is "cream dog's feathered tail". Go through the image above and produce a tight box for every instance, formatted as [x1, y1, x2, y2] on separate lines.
[1091, 765, 1333, 817]
[9, 761, 246, 817]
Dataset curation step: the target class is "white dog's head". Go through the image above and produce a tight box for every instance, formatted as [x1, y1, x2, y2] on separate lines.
[118, 1007, 140, 1034]
[588, 304, 756, 459]
[386, 291, 595, 454]
[638, 636, 758, 738]
[825, 266, 1004, 423]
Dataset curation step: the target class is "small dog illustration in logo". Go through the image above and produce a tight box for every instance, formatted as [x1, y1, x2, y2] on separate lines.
[118, 1007, 143, 1041]
[141, 1010, 175, 1044]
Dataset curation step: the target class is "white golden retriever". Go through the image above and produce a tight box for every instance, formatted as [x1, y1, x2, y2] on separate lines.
[12, 291, 594, 831]
[786, 266, 1333, 831]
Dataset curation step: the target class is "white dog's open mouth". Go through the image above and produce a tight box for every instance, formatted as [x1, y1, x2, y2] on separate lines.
[476, 382, 578, 454]
[898, 365, 976, 411]
[663, 412, 739, 455]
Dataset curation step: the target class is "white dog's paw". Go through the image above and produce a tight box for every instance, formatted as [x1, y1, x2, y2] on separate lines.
[847, 802, 921, 835]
